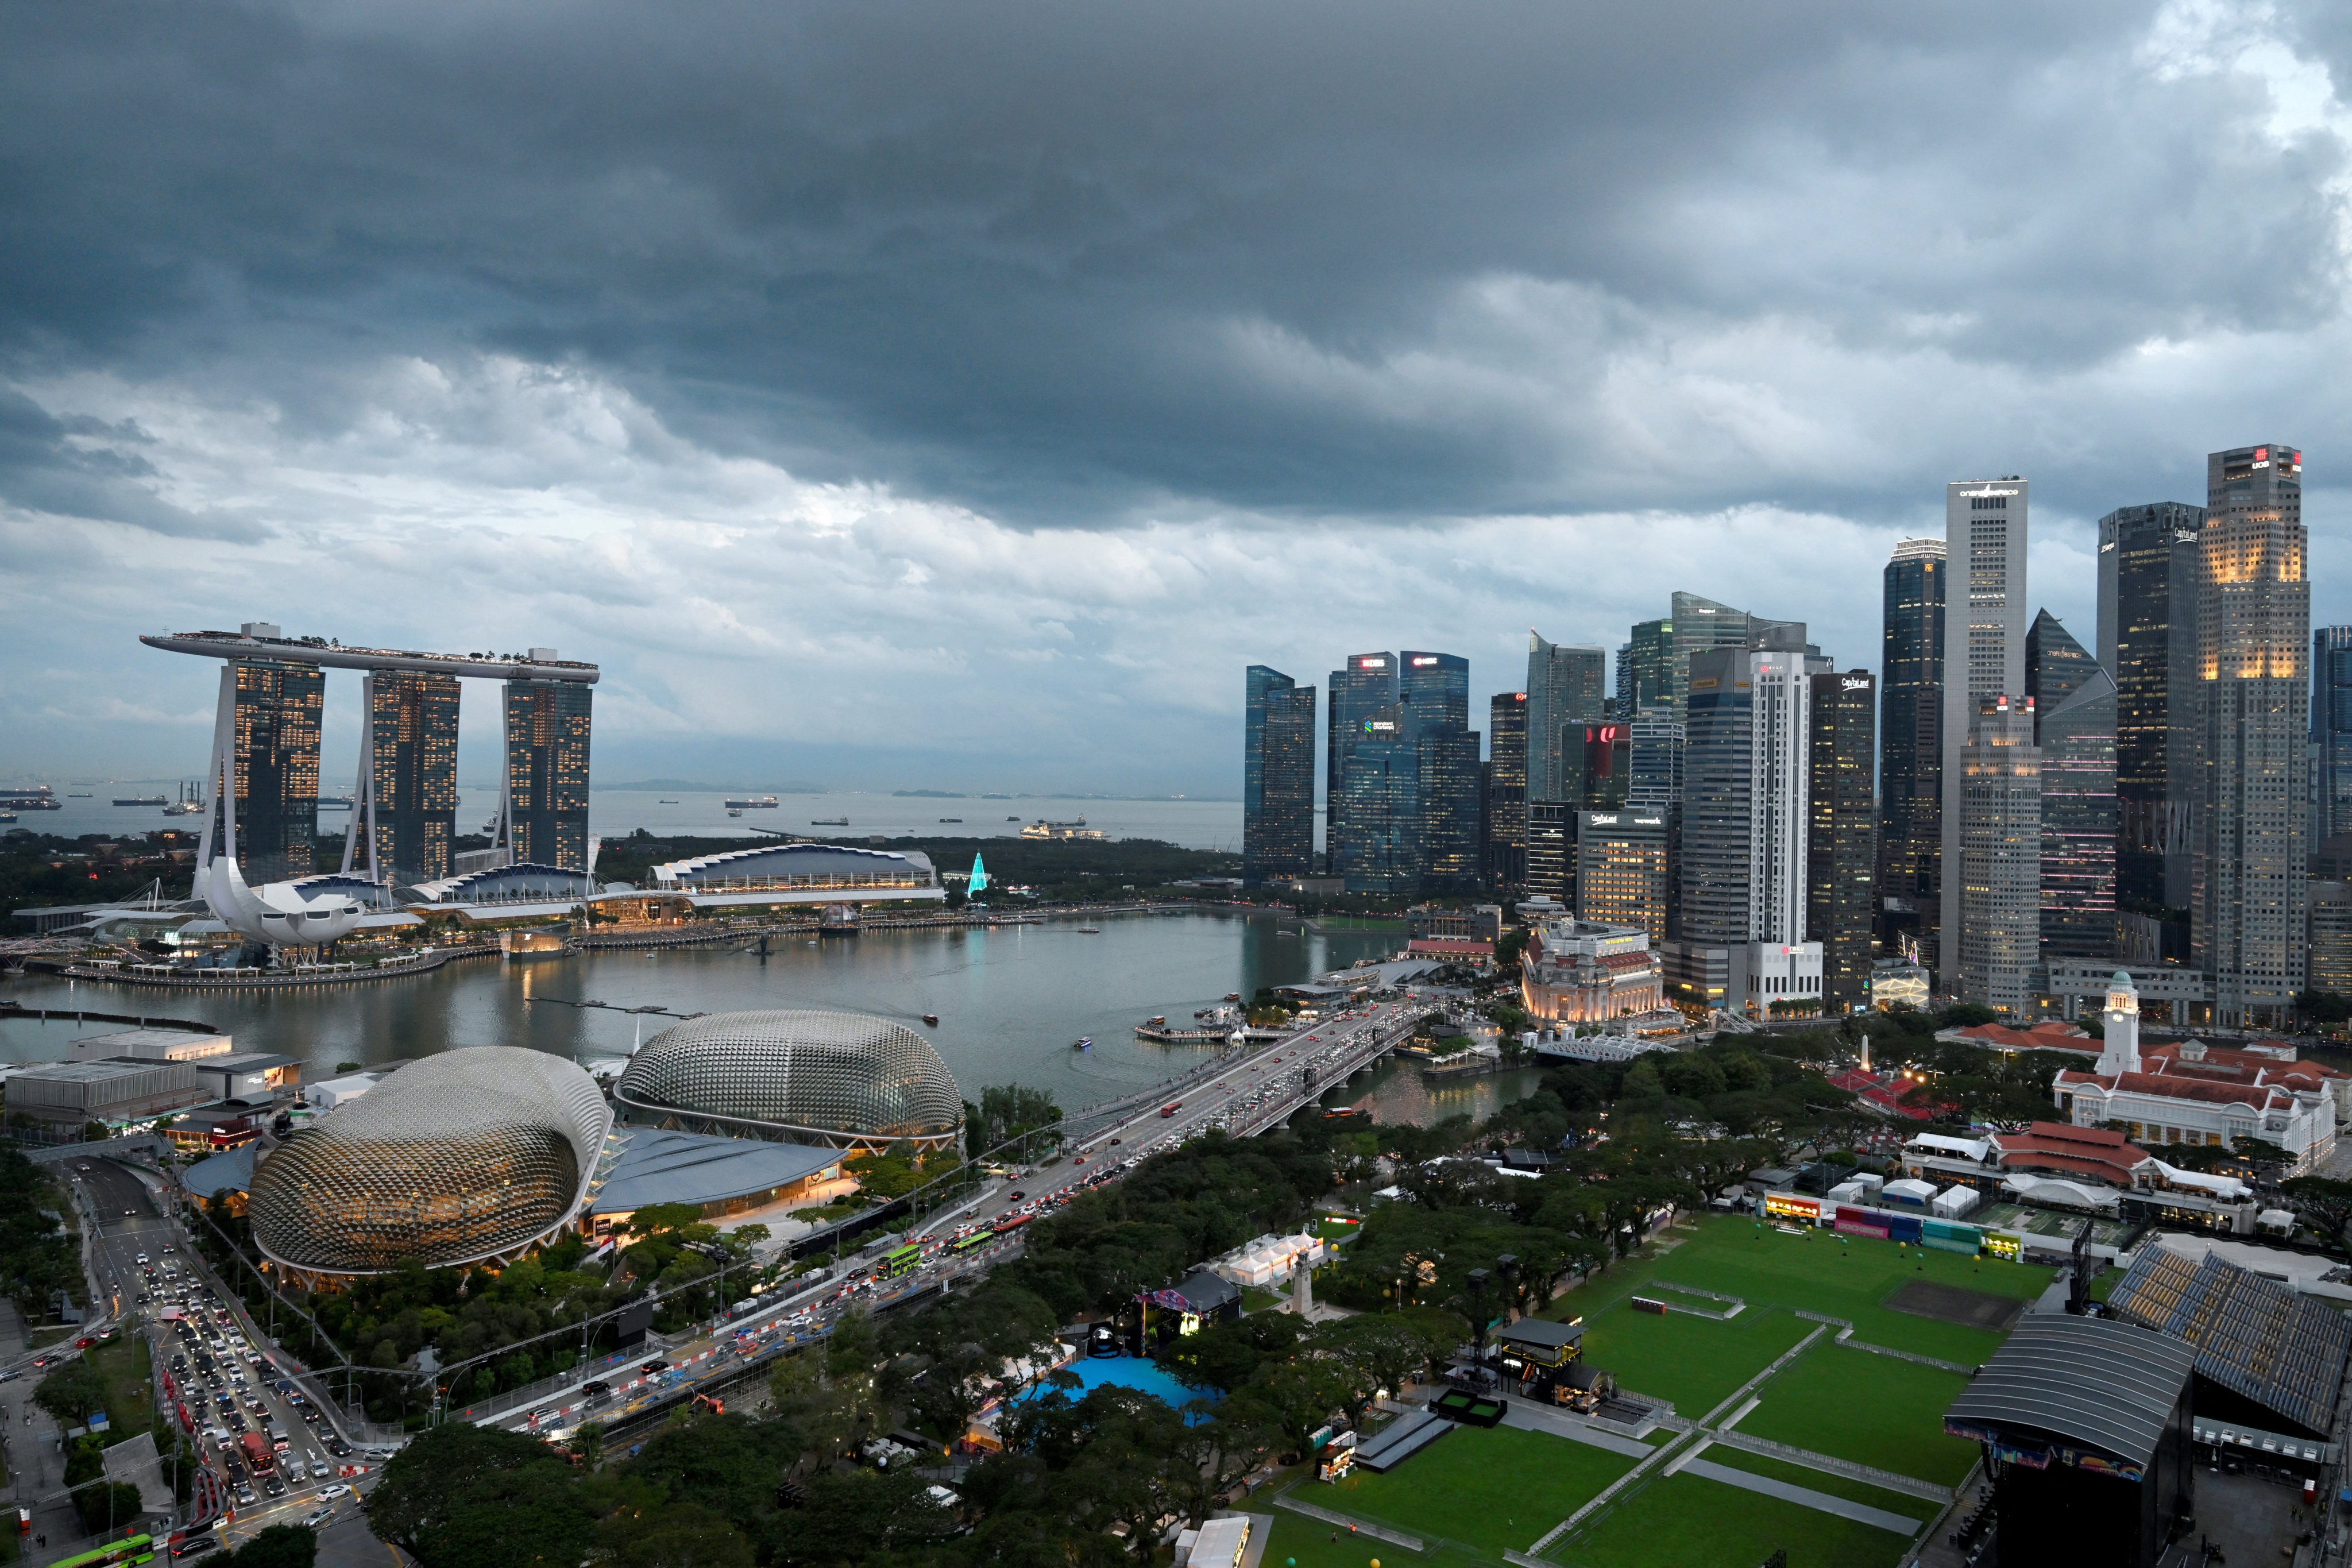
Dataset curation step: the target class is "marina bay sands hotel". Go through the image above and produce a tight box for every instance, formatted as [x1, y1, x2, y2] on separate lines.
[143, 623, 596, 887]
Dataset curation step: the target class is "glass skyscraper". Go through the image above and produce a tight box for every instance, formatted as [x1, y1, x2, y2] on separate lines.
[2196, 442, 2309, 1029]
[1485, 692, 1528, 889]
[2030, 615, 2118, 961]
[2097, 501, 2204, 912]
[1957, 694, 2042, 1017]
[1941, 479, 2030, 984]
[506, 678, 593, 871]
[1525, 634, 1604, 804]
[366, 670, 461, 886]
[1402, 652, 1478, 891]
[2314, 626, 2352, 845]
[1243, 666, 1316, 883]
[1619, 617, 1675, 714]
[1878, 538, 1944, 961]
[1678, 647, 1754, 948]
[1325, 652, 1397, 876]
[231, 659, 324, 885]
[1808, 670, 1876, 1013]
[1337, 702, 1420, 893]
[1667, 593, 1755, 721]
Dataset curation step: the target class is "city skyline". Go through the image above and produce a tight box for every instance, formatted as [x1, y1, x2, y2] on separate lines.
[9, 5, 2352, 793]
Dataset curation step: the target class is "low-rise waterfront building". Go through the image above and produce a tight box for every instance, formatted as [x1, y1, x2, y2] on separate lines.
[6, 1058, 208, 1130]
[1518, 918, 1663, 1025]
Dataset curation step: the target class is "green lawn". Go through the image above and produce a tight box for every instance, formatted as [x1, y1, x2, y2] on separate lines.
[1739, 1345, 1979, 1485]
[1552, 1216, 2055, 1367]
[1694, 1443, 1941, 1522]
[1258, 1506, 1489, 1568]
[87, 1335, 154, 1441]
[1323, 1425, 1635, 1554]
[1571, 1298, 1815, 1416]
[1553, 1470, 1913, 1568]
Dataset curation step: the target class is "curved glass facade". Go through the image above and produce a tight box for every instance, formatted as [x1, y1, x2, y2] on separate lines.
[615, 1010, 962, 1149]
[249, 1047, 611, 1276]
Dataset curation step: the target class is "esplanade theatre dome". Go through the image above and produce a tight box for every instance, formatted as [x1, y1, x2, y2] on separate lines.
[249, 1047, 612, 1279]
[614, 1010, 963, 1152]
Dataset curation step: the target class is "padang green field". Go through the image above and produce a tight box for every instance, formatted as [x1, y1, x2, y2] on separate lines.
[1270, 1218, 2056, 1568]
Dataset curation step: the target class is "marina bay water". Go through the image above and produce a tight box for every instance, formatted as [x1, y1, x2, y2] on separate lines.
[13, 786, 1243, 851]
[0, 913, 1535, 1127]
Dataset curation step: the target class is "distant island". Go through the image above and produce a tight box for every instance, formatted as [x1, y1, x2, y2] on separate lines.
[603, 779, 827, 793]
[892, 789, 965, 798]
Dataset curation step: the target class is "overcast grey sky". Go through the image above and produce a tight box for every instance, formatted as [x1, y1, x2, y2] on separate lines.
[5, 0, 2350, 794]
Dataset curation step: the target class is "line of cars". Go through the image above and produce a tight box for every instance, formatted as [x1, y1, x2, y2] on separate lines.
[145, 1250, 353, 1517]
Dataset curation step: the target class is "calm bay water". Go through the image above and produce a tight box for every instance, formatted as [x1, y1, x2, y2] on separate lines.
[11, 787, 1243, 853]
[0, 913, 1515, 1123]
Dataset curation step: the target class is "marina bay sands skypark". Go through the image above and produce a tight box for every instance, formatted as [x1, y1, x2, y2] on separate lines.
[142, 622, 598, 945]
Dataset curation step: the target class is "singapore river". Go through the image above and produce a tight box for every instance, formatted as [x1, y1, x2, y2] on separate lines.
[0, 913, 1537, 1127]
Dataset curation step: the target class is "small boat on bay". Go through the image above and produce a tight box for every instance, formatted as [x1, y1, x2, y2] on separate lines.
[1077, 926, 1101, 934]
[922, 1013, 940, 1026]
[1073, 1037, 1092, 1051]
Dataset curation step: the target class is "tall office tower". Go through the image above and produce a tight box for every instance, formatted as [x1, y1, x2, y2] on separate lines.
[2315, 627, 2352, 842]
[1628, 709, 1685, 810]
[1326, 652, 1397, 874]
[1486, 693, 1528, 888]
[1337, 703, 1420, 893]
[1679, 647, 1754, 951]
[1400, 652, 1478, 890]
[505, 672, 593, 871]
[1575, 809, 1671, 942]
[2197, 443, 2310, 1029]
[2034, 654, 2118, 961]
[1559, 723, 1631, 811]
[1668, 593, 1754, 720]
[363, 670, 461, 885]
[1525, 802, 1570, 905]
[1956, 696, 2042, 1015]
[1747, 651, 1811, 947]
[229, 658, 325, 885]
[1939, 477, 2030, 982]
[1617, 617, 1675, 716]
[1808, 671, 1876, 1013]
[1879, 538, 1945, 962]
[2098, 502, 2205, 912]
[1242, 666, 1316, 883]
[1525, 635, 1605, 804]
[2025, 611, 2098, 712]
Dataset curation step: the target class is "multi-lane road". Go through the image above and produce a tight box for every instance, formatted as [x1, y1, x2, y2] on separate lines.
[2, 1157, 389, 1564]
[493, 994, 1430, 1441]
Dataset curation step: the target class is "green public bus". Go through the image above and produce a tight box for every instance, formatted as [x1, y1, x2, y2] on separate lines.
[952, 1231, 992, 1252]
[54, 1536, 156, 1568]
[882, 1243, 923, 1278]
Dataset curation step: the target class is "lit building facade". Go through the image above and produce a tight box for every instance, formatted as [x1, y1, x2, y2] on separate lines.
[1879, 539, 1945, 962]
[1325, 652, 1397, 872]
[1956, 694, 2041, 1017]
[505, 673, 593, 872]
[2027, 613, 2118, 961]
[2309, 882, 2352, 998]
[2098, 501, 2204, 912]
[1575, 809, 1669, 942]
[1808, 670, 1876, 1013]
[1941, 478, 2030, 983]
[2196, 443, 2309, 1029]
[232, 656, 325, 885]
[1486, 692, 1528, 889]
[1519, 918, 1663, 1024]
[362, 669, 460, 886]
[1243, 666, 1316, 883]
[1678, 646, 1753, 952]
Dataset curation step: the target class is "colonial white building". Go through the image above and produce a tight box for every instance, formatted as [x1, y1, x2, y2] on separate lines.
[2052, 972, 2342, 1174]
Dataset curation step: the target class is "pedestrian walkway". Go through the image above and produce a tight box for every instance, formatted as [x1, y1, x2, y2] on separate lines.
[1679, 1457, 1921, 1535]
[1498, 1400, 1651, 1458]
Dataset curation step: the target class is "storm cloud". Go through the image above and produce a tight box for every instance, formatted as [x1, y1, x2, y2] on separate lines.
[3, 0, 2349, 790]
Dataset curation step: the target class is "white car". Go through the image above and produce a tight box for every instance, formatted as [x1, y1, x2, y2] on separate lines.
[319, 1484, 350, 1499]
